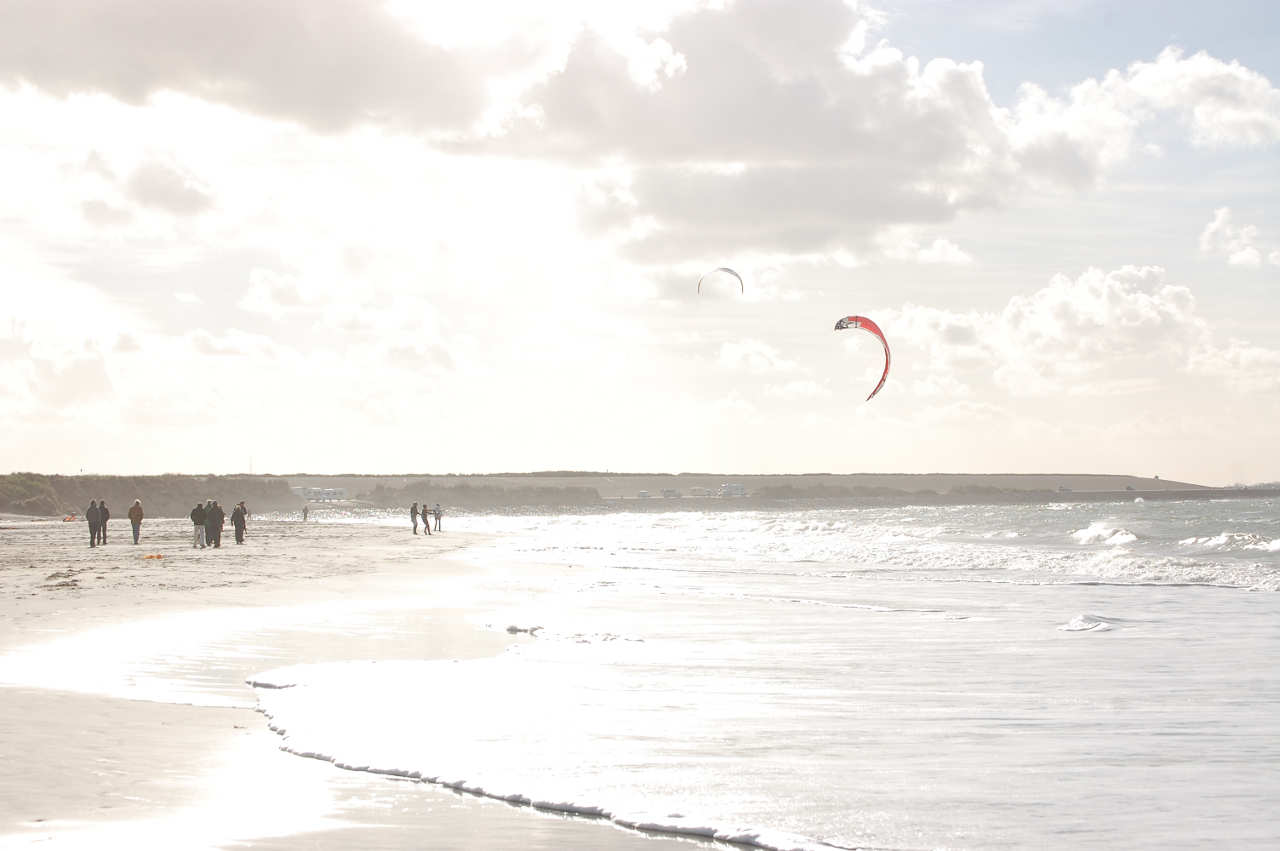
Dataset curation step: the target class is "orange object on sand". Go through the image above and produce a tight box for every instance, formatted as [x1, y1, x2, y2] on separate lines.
[143, 554, 164, 560]
[63, 515, 76, 522]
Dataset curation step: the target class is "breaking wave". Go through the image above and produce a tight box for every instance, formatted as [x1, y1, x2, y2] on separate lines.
[1071, 522, 1139, 546]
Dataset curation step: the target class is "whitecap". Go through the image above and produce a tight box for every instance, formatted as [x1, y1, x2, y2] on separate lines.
[1058, 614, 1115, 632]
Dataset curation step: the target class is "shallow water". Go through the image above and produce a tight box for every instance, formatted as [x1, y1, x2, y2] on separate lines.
[250, 499, 1280, 849]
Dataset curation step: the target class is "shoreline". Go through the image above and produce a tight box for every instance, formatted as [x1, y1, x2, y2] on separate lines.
[7, 471, 1267, 521]
[0, 518, 711, 850]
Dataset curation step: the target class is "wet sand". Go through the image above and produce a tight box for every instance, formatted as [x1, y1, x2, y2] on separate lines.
[0, 516, 710, 849]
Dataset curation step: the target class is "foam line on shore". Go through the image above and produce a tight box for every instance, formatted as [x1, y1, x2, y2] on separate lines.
[250, 693, 852, 851]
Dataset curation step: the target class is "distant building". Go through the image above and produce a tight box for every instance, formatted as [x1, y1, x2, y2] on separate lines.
[661, 488, 680, 498]
[293, 487, 346, 502]
[636, 490, 651, 499]
[689, 487, 712, 497]
[718, 483, 747, 498]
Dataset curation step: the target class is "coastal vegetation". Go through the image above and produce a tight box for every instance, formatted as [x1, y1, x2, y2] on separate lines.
[0, 474, 300, 518]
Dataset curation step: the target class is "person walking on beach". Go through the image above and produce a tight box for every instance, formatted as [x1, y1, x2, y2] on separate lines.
[420, 498, 432, 535]
[433, 503, 442, 532]
[231, 501, 247, 544]
[208, 500, 225, 548]
[302, 504, 309, 522]
[86, 500, 100, 548]
[98, 500, 110, 544]
[203, 500, 216, 547]
[191, 501, 207, 548]
[411, 502, 420, 534]
[128, 499, 143, 544]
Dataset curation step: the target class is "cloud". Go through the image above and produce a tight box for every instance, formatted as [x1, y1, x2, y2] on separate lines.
[765, 378, 830, 399]
[878, 229, 974, 264]
[238, 268, 309, 318]
[454, 3, 1280, 265]
[718, 339, 798, 374]
[1122, 47, 1280, 148]
[0, 0, 512, 133]
[1188, 340, 1280, 392]
[125, 162, 212, 215]
[884, 265, 1280, 397]
[1199, 207, 1278, 267]
[188, 328, 281, 358]
[81, 199, 132, 226]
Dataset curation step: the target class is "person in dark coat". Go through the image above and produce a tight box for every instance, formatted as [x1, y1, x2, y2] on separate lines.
[208, 501, 225, 548]
[411, 502, 419, 535]
[128, 499, 144, 544]
[231, 501, 247, 544]
[98, 500, 110, 544]
[86, 500, 100, 548]
[191, 502, 207, 548]
[203, 500, 216, 547]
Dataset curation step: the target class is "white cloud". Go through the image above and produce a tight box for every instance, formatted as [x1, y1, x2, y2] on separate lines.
[237, 268, 309, 318]
[916, 239, 973, 265]
[126, 161, 212, 215]
[718, 339, 799, 374]
[886, 265, 1280, 397]
[458, 3, 1280, 265]
[765, 379, 830, 399]
[1199, 207, 1277, 267]
[0, 0, 513, 133]
[879, 230, 974, 265]
[1188, 340, 1280, 392]
[1122, 47, 1280, 148]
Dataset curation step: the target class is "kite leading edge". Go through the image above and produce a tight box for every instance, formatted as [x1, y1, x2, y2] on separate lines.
[834, 315, 891, 401]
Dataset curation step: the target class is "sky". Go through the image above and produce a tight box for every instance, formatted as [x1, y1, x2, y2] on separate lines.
[1, 0, 1278, 485]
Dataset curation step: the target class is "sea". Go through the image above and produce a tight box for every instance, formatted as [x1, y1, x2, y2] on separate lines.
[5, 497, 1278, 849]
[253, 497, 1280, 850]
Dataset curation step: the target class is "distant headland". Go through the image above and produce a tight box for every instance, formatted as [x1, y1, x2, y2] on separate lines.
[3, 472, 1275, 519]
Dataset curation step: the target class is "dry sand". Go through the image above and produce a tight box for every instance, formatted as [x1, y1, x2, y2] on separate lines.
[0, 515, 710, 849]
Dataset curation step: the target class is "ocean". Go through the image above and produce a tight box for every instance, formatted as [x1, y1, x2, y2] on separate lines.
[251, 498, 1280, 850]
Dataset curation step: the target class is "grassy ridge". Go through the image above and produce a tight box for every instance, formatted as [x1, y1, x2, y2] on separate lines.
[0, 473, 301, 518]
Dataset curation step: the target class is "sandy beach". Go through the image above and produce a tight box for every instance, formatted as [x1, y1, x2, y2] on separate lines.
[0, 515, 708, 850]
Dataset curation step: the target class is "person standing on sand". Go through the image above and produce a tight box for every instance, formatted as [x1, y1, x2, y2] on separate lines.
[191, 502, 207, 548]
[302, 505, 309, 522]
[421, 499, 432, 535]
[208, 501, 225, 548]
[203, 500, 216, 547]
[98, 500, 110, 544]
[411, 502, 419, 534]
[433, 503, 442, 532]
[128, 499, 143, 544]
[86, 500, 100, 548]
[231, 501, 247, 544]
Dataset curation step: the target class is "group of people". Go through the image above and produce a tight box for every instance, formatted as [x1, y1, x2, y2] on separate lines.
[410, 502, 442, 535]
[189, 500, 250, 548]
[84, 498, 147, 546]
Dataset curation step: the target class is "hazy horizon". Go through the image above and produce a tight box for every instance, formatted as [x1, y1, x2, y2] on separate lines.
[3, 1, 1278, 486]
[2, 467, 1239, 488]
